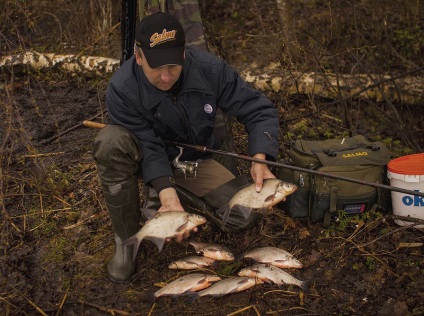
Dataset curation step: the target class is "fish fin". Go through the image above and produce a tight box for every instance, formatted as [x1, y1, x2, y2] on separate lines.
[145, 236, 166, 252]
[143, 290, 157, 303]
[300, 279, 311, 292]
[175, 222, 189, 233]
[264, 194, 275, 202]
[236, 278, 252, 286]
[123, 235, 142, 261]
[255, 207, 269, 216]
[184, 292, 200, 302]
[232, 204, 254, 219]
[262, 277, 274, 285]
[216, 204, 231, 225]
[209, 260, 219, 269]
[140, 208, 157, 220]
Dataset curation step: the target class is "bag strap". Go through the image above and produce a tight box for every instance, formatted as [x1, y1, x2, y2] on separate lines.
[315, 143, 381, 157]
[323, 186, 339, 227]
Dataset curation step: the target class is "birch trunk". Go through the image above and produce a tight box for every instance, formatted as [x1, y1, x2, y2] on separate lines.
[1, 51, 422, 105]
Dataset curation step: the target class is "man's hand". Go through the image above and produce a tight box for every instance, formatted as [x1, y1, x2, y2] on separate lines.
[250, 153, 276, 192]
[158, 187, 198, 242]
[158, 187, 185, 213]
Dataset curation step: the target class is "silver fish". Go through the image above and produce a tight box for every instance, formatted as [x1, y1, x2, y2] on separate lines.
[189, 241, 235, 261]
[242, 246, 303, 268]
[193, 277, 263, 298]
[238, 263, 308, 290]
[124, 211, 207, 260]
[168, 255, 216, 270]
[154, 273, 221, 298]
[216, 179, 297, 223]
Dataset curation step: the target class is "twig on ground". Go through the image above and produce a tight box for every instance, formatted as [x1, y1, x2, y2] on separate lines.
[9, 284, 48, 316]
[76, 300, 136, 315]
[359, 221, 422, 249]
[21, 152, 65, 159]
[227, 305, 261, 316]
[147, 303, 156, 316]
[55, 292, 68, 316]
[63, 214, 96, 230]
[9, 208, 73, 219]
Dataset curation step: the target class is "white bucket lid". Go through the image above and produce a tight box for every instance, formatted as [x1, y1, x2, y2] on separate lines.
[387, 170, 424, 183]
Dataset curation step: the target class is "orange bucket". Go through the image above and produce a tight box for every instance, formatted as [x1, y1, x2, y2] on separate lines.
[387, 153, 424, 227]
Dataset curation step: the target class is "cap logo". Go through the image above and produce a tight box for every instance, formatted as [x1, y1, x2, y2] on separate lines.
[150, 29, 177, 48]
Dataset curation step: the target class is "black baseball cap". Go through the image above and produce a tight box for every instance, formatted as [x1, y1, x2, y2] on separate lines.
[134, 12, 186, 68]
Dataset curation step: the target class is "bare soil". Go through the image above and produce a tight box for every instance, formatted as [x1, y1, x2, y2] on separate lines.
[1, 1, 424, 315]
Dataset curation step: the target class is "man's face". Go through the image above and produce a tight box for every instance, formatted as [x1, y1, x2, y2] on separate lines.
[135, 48, 183, 91]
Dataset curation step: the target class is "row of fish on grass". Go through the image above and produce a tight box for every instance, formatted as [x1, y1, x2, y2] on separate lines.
[121, 179, 304, 299]
[154, 241, 309, 299]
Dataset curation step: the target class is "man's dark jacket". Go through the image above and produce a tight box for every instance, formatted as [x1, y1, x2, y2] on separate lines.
[106, 47, 279, 186]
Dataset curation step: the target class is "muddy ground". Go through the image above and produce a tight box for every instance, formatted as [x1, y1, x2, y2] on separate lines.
[1, 1, 424, 315]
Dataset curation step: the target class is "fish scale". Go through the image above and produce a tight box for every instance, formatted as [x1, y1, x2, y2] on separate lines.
[238, 263, 308, 290]
[189, 241, 235, 261]
[154, 273, 221, 298]
[123, 211, 207, 260]
[168, 255, 216, 270]
[242, 246, 303, 268]
[192, 276, 264, 298]
[216, 179, 297, 224]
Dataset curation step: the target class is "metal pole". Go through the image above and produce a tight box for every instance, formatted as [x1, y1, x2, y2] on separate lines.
[167, 141, 424, 198]
[121, 0, 137, 65]
[81, 121, 424, 198]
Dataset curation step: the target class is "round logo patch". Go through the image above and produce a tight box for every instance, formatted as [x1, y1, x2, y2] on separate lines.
[204, 104, 213, 114]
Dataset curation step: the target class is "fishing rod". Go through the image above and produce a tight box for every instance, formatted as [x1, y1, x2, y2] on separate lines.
[82, 120, 424, 198]
[168, 141, 424, 198]
[121, 0, 137, 65]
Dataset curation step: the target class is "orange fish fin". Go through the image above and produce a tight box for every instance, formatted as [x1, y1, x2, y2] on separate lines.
[264, 194, 275, 202]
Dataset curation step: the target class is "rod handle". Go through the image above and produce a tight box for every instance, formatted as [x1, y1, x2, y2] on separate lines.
[83, 120, 106, 129]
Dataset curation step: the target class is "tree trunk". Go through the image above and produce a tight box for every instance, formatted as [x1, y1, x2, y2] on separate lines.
[1, 51, 423, 105]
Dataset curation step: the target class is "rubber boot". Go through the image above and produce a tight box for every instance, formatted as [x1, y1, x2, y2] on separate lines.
[102, 177, 140, 282]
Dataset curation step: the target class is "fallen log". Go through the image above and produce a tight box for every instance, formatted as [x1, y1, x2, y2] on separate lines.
[1, 51, 423, 104]
[240, 62, 424, 105]
[0, 51, 120, 76]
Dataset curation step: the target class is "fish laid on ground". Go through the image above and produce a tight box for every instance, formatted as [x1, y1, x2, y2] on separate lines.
[123, 211, 207, 260]
[242, 246, 303, 268]
[189, 241, 235, 261]
[191, 277, 264, 299]
[216, 179, 297, 224]
[168, 255, 216, 270]
[154, 273, 221, 298]
[238, 263, 308, 290]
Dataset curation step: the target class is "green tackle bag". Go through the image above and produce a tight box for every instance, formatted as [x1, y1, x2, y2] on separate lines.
[277, 135, 391, 226]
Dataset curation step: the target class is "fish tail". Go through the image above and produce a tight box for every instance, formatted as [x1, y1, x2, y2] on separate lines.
[210, 260, 219, 269]
[144, 290, 157, 303]
[184, 292, 200, 302]
[234, 205, 255, 220]
[300, 279, 311, 292]
[216, 204, 231, 225]
[123, 235, 142, 261]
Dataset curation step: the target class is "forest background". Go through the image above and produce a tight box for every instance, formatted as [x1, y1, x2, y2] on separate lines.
[1, 0, 423, 315]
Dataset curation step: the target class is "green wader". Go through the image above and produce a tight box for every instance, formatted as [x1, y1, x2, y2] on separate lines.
[93, 125, 142, 282]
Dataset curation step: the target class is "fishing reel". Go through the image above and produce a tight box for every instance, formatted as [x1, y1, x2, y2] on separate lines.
[172, 146, 200, 179]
